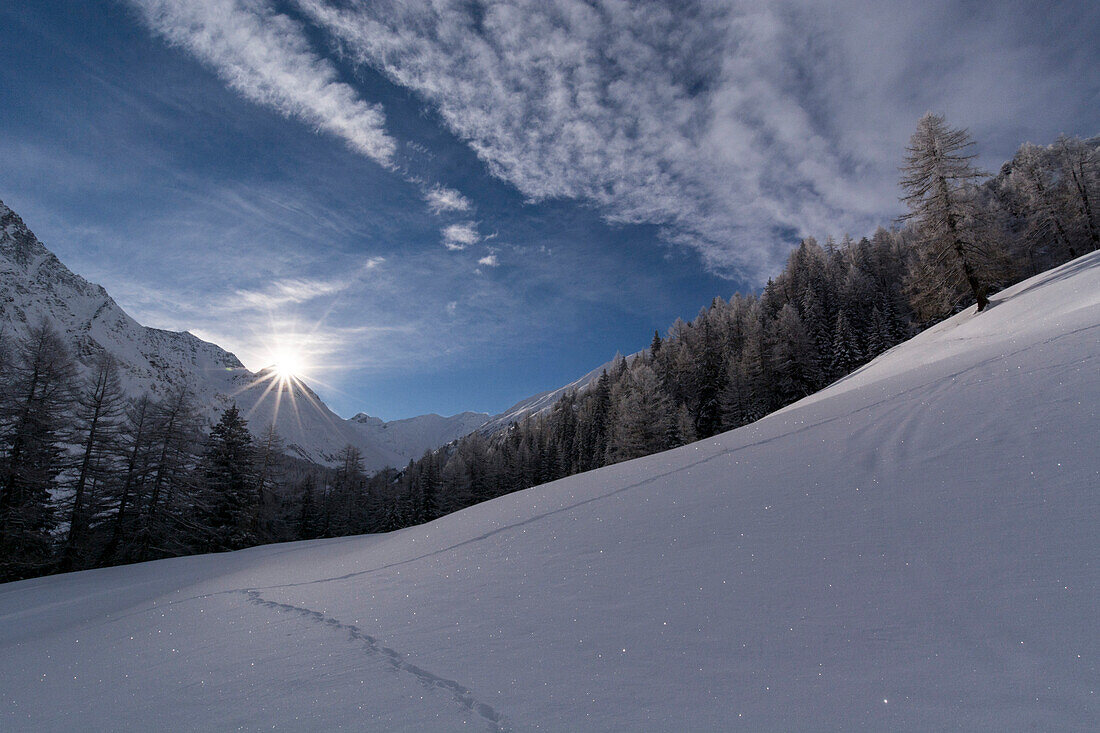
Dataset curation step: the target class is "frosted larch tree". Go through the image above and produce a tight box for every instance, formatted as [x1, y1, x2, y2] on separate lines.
[900, 113, 991, 311]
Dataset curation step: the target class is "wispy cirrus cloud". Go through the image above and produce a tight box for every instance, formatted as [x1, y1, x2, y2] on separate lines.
[125, 0, 1099, 283]
[126, 0, 396, 165]
[223, 256, 384, 311]
[289, 0, 830, 277]
[293, 0, 1099, 278]
[125, 0, 497, 261]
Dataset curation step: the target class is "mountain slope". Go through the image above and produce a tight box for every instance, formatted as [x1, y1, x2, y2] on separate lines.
[1, 252, 1097, 731]
[478, 351, 641, 435]
[0, 199, 483, 469]
[351, 411, 491, 461]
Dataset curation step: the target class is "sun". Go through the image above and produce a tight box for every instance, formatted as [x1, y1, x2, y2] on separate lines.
[270, 348, 307, 382]
[233, 333, 334, 430]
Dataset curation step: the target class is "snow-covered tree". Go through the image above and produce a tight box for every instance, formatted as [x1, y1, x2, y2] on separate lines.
[252, 423, 285, 535]
[1010, 142, 1076, 260]
[768, 303, 818, 402]
[1056, 135, 1100, 252]
[608, 363, 672, 463]
[830, 311, 860, 377]
[60, 352, 126, 570]
[900, 113, 993, 312]
[0, 323, 75, 580]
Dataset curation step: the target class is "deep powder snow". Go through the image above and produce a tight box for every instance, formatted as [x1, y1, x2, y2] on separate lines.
[1, 253, 1097, 731]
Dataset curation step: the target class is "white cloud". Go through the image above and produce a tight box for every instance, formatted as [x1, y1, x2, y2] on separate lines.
[176, 247, 524, 380]
[222, 256, 383, 310]
[289, 0, 810, 277]
[227, 277, 344, 310]
[424, 185, 472, 214]
[127, 0, 1098, 283]
[294, 0, 1097, 280]
[477, 254, 499, 267]
[127, 0, 396, 165]
[441, 222, 480, 250]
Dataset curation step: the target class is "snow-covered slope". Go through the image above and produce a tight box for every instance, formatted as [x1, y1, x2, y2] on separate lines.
[479, 351, 641, 435]
[0, 199, 480, 470]
[350, 411, 489, 462]
[1, 252, 1098, 731]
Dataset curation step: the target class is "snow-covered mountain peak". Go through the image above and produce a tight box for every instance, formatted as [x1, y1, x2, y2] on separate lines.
[348, 410, 491, 460]
[350, 412, 387, 427]
[0, 198, 482, 470]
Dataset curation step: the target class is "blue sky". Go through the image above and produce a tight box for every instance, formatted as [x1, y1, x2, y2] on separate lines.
[1, 1, 1097, 419]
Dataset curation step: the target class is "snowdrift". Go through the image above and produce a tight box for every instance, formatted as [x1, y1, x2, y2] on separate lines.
[1, 253, 1098, 731]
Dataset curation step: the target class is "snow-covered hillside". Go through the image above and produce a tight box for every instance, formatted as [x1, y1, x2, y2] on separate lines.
[0, 199, 483, 469]
[1, 252, 1097, 731]
[351, 411, 490, 462]
[479, 351, 641, 435]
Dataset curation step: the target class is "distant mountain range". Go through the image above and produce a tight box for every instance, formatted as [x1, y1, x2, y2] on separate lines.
[0, 198, 486, 470]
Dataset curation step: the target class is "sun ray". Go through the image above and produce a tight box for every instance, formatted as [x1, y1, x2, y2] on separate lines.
[240, 372, 281, 417]
[231, 368, 278, 400]
[284, 374, 307, 435]
[272, 374, 285, 425]
[235, 320, 356, 438]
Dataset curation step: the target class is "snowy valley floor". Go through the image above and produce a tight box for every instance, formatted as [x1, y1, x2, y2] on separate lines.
[1, 254, 1099, 731]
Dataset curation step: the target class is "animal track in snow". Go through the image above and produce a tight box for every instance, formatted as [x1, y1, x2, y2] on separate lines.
[243, 590, 511, 733]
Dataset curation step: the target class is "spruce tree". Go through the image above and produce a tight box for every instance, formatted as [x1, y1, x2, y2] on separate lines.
[441, 452, 473, 513]
[296, 474, 321, 540]
[673, 403, 696, 446]
[830, 311, 859, 377]
[692, 316, 727, 438]
[650, 329, 662, 356]
[201, 405, 258, 551]
[418, 450, 443, 523]
[768, 304, 818, 402]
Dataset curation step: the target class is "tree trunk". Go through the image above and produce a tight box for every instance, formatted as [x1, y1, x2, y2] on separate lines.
[59, 409, 100, 571]
[1062, 143, 1100, 252]
[940, 176, 989, 311]
[954, 239, 990, 311]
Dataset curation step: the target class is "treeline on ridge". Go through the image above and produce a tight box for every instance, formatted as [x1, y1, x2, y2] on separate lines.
[321, 121, 1098, 536]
